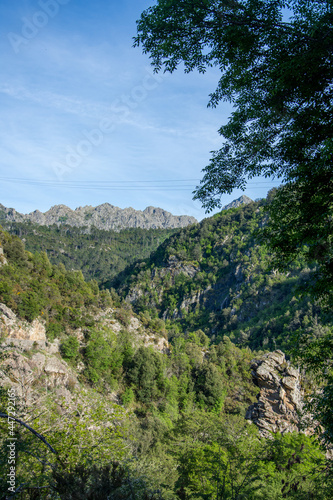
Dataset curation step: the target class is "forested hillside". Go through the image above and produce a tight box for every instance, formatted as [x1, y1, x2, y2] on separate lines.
[0, 220, 177, 286]
[4, 200, 331, 356]
[1, 222, 331, 498]
[121, 199, 333, 353]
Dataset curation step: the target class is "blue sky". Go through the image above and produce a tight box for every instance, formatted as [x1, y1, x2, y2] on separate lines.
[0, 0, 280, 221]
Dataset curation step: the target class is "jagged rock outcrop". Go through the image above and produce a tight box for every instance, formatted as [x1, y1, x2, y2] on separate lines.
[0, 303, 46, 348]
[2, 351, 74, 388]
[222, 195, 253, 211]
[0, 303, 169, 355]
[0, 306, 77, 399]
[0, 302, 169, 405]
[0, 348, 79, 406]
[0, 202, 197, 231]
[246, 350, 304, 437]
[163, 255, 199, 279]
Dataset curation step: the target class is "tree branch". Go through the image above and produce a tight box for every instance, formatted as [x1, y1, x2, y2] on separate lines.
[0, 413, 57, 454]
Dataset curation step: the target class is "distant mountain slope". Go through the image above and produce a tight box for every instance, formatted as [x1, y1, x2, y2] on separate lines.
[0, 203, 197, 231]
[0, 220, 178, 286]
[120, 200, 333, 351]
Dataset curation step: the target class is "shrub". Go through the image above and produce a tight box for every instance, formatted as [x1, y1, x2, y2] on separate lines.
[61, 336, 79, 360]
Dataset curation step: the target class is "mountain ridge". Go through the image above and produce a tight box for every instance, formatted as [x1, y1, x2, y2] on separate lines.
[0, 202, 198, 231]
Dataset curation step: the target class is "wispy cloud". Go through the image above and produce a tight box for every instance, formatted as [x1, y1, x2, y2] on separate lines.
[0, 83, 108, 118]
[0, 0, 278, 220]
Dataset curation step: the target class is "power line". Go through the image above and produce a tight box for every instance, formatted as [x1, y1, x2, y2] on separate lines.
[0, 176, 281, 191]
[0, 177, 200, 184]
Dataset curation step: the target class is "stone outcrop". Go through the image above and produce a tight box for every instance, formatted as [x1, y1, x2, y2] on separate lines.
[163, 255, 199, 279]
[43, 356, 73, 387]
[0, 350, 78, 405]
[1, 302, 169, 359]
[222, 195, 253, 211]
[246, 350, 304, 437]
[0, 303, 46, 349]
[0, 302, 169, 407]
[0, 304, 77, 402]
[0, 202, 197, 231]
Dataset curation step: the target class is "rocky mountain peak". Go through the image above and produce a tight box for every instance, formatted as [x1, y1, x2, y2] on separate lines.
[222, 195, 253, 211]
[0, 202, 198, 231]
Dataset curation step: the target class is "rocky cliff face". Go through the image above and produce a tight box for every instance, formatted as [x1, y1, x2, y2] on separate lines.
[0, 203, 197, 231]
[246, 350, 305, 437]
[0, 302, 169, 355]
[125, 253, 202, 317]
[0, 303, 46, 347]
[0, 303, 77, 404]
[0, 302, 169, 406]
[221, 195, 253, 211]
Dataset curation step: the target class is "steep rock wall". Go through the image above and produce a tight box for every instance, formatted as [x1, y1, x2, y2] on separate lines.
[246, 350, 305, 437]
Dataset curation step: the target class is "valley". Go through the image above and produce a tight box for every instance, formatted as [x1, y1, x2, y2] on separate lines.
[2, 0, 332, 497]
[0, 195, 332, 498]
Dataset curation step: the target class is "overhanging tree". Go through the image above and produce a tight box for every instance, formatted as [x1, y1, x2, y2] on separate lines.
[134, 0, 333, 305]
[135, 0, 333, 444]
